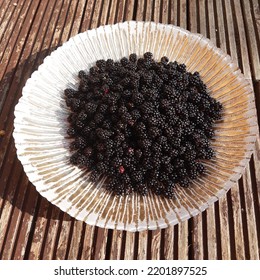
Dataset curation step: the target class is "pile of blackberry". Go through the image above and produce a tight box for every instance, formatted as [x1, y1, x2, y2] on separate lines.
[64, 52, 223, 198]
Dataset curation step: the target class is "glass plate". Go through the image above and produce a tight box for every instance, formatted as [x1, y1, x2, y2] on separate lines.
[13, 21, 257, 231]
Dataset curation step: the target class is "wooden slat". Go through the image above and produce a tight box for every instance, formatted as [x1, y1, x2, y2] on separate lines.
[12, 183, 40, 259]
[198, 0, 206, 36]
[179, 0, 187, 29]
[70, 0, 86, 37]
[169, 0, 177, 25]
[150, 229, 161, 259]
[110, 230, 124, 260]
[28, 199, 50, 259]
[207, 0, 217, 45]
[90, 0, 103, 28]
[215, 0, 227, 53]
[206, 207, 217, 259]
[0, 0, 36, 114]
[189, 0, 197, 33]
[93, 228, 109, 260]
[253, 136, 260, 219]
[0, 143, 17, 213]
[59, 0, 80, 44]
[0, 0, 25, 47]
[41, 207, 62, 259]
[230, 185, 245, 259]
[137, 231, 148, 260]
[233, 0, 251, 79]
[218, 197, 231, 259]
[178, 221, 189, 259]
[55, 216, 73, 260]
[0, 161, 27, 259]
[79, 0, 95, 31]
[192, 215, 204, 259]
[153, 0, 161, 23]
[241, 0, 260, 80]
[161, 0, 169, 24]
[0, 0, 32, 77]
[124, 0, 135, 21]
[116, 0, 126, 21]
[136, 0, 145, 21]
[80, 225, 95, 259]
[124, 232, 135, 259]
[224, 0, 238, 65]
[146, 0, 154, 21]
[99, 0, 110, 26]
[163, 226, 174, 259]
[242, 168, 259, 259]
[66, 222, 84, 259]
[107, 0, 118, 24]
[0, 0, 13, 25]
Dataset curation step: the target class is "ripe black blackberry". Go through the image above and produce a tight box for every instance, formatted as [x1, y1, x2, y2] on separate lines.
[65, 52, 223, 198]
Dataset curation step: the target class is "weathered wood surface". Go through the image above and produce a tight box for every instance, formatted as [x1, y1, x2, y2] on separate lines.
[0, 0, 259, 260]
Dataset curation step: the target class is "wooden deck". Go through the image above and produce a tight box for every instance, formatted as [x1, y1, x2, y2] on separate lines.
[0, 0, 259, 260]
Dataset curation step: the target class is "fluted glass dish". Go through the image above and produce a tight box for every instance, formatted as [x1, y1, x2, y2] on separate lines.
[13, 21, 257, 231]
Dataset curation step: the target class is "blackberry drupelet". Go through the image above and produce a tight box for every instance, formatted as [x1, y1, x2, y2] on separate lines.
[64, 53, 223, 198]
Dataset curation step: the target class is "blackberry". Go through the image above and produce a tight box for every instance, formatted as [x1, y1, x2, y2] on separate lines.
[97, 162, 108, 173]
[120, 57, 129, 66]
[163, 185, 175, 199]
[148, 127, 160, 139]
[67, 127, 76, 137]
[70, 99, 81, 112]
[90, 170, 99, 181]
[96, 143, 105, 152]
[129, 53, 137, 62]
[78, 112, 88, 122]
[75, 120, 85, 130]
[152, 156, 161, 168]
[205, 127, 215, 138]
[131, 109, 141, 120]
[70, 152, 80, 165]
[84, 147, 93, 157]
[78, 70, 87, 79]
[96, 153, 104, 161]
[85, 102, 97, 114]
[131, 170, 144, 183]
[79, 81, 88, 92]
[94, 113, 104, 124]
[132, 92, 145, 105]
[189, 169, 198, 180]
[144, 52, 153, 59]
[96, 128, 111, 140]
[197, 163, 206, 174]
[96, 59, 106, 70]
[75, 136, 87, 149]
[135, 149, 142, 159]
[82, 126, 92, 136]
[65, 88, 78, 98]
[161, 56, 169, 65]
[179, 178, 190, 187]
[77, 154, 88, 167]
[137, 184, 148, 196]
